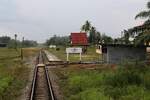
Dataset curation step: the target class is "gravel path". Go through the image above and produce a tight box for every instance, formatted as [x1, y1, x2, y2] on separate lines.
[44, 50, 61, 61]
[45, 50, 64, 100]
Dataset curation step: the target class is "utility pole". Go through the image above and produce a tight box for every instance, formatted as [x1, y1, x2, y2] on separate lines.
[14, 34, 17, 50]
[21, 37, 24, 60]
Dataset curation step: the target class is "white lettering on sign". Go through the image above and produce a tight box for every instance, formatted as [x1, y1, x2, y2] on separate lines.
[66, 47, 82, 54]
[66, 47, 82, 61]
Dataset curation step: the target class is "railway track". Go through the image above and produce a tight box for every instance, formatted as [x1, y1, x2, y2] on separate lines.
[28, 51, 55, 100]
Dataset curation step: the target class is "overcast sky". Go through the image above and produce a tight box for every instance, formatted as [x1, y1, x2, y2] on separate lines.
[0, 0, 148, 43]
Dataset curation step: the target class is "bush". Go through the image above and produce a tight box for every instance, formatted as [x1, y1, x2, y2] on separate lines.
[69, 88, 109, 100]
[68, 71, 103, 94]
[121, 85, 144, 100]
[58, 63, 150, 100]
[103, 67, 143, 99]
[0, 76, 13, 95]
[104, 69, 143, 88]
[144, 72, 150, 90]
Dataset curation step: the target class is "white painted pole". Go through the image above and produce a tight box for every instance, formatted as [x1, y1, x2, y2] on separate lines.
[79, 53, 82, 61]
[67, 53, 69, 61]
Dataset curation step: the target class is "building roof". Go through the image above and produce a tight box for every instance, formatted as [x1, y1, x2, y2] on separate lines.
[101, 44, 150, 48]
[70, 33, 88, 46]
[128, 20, 150, 34]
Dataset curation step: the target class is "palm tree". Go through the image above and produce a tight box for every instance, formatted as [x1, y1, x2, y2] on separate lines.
[123, 30, 130, 44]
[134, 1, 150, 45]
[89, 27, 96, 44]
[134, 30, 150, 45]
[81, 20, 91, 33]
[135, 1, 150, 20]
[95, 31, 101, 44]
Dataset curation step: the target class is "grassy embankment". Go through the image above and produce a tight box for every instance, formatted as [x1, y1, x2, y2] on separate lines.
[0, 48, 39, 100]
[53, 63, 150, 100]
[48, 46, 150, 99]
[48, 46, 101, 62]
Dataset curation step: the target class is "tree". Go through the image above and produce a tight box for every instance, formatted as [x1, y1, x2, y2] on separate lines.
[134, 1, 150, 45]
[123, 30, 130, 44]
[81, 20, 104, 45]
[81, 20, 91, 33]
[23, 40, 37, 47]
[46, 35, 69, 46]
[134, 30, 150, 45]
[135, 1, 150, 20]
[0, 36, 11, 44]
[95, 31, 101, 44]
[14, 34, 17, 49]
[101, 34, 113, 44]
[89, 27, 96, 44]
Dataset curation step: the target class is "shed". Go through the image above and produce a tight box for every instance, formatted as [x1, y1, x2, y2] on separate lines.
[70, 33, 88, 53]
[101, 44, 147, 64]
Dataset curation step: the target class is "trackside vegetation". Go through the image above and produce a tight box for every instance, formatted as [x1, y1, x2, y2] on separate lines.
[0, 48, 39, 100]
[53, 63, 150, 100]
[48, 46, 101, 62]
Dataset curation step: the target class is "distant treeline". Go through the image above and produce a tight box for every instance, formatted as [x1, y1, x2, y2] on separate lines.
[45, 34, 115, 46]
[0, 36, 38, 48]
[45, 20, 135, 46]
[45, 35, 70, 46]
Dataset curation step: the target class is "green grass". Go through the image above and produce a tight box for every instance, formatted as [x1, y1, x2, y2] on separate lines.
[48, 46, 101, 62]
[0, 48, 20, 60]
[0, 48, 37, 100]
[53, 63, 150, 100]
[53, 66, 109, 100]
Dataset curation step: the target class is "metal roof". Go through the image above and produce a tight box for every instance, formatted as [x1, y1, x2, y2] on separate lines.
[101, 44, 150, 47]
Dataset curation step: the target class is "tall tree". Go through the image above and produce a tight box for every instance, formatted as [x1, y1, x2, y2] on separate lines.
[134, 1, 150, 45]
[123, 30, 130, 44]
[101, 34, 113, 44]
[95, 31, 101, 44]
[81, 20, 103, 45]
[135, 1, 150, 20]
[46, 35, 69, 46]
[81, 20, 91, 33]
[0, 36, 11, 44]
[89, 27, 96, 44]
[14, 34, 17, 49]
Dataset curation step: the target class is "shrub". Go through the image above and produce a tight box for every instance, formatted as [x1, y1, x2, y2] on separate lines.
[0, 76, 13, 94]
[121, 85, 144, 100]
[69, 88, 109, 100]
[68, 71, 103, 94]
[104, 70, 142, 88]
[144, 72, 150, 90]
[103, 67, 143, 99]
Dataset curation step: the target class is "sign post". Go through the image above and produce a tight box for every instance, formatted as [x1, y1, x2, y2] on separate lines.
[67, 53, 69, 61]
[66, 47, 82, 62]
[80, 52, 81, 61]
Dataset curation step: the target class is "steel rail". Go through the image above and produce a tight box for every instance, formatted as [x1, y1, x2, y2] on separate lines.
[28, 51, 55, 100]
[29, 66, 37, 100]
[45, 66, 55, 100]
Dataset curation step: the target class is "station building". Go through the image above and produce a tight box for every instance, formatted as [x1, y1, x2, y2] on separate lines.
[70, 32, 88, 53]
[101, 44, 147, 64]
